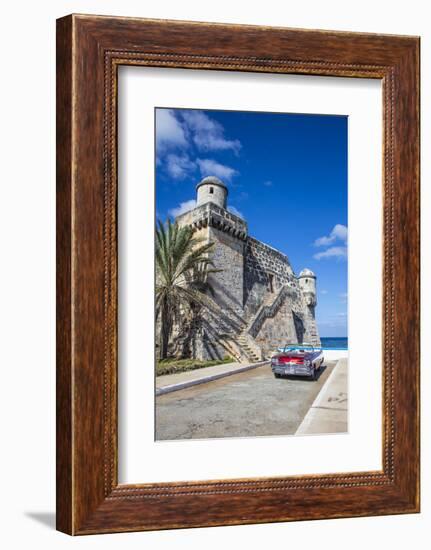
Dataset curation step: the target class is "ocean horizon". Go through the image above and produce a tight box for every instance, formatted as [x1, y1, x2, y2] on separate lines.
[320, 337, 348, 350]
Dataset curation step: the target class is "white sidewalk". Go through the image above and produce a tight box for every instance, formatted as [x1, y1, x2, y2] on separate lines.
[295, 358, 348, 435]
[156, 360, 269, 395]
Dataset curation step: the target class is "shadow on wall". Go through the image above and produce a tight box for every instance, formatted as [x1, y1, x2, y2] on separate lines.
[292, 311, 305, 343]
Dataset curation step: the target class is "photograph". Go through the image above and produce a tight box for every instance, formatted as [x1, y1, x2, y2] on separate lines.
[154, 107, 348, 440]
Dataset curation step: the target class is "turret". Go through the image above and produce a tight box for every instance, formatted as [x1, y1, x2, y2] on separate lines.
[196, 176, 228, 209]
[298, 268, 317, 309]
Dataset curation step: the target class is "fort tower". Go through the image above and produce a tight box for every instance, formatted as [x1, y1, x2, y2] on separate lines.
[196, 175, 228, 209]
[298, 269, 317, 310]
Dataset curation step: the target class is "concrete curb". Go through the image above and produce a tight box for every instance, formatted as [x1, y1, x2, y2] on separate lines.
[295, 358, 348, 435]
[156, 361, 269, 396]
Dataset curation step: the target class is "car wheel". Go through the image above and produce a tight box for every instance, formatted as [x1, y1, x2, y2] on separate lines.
[274, 373, 281, 379]
[310, 367, 317, 381]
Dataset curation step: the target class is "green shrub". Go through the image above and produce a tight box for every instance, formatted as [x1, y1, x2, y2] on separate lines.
[156, 356, 233, 376]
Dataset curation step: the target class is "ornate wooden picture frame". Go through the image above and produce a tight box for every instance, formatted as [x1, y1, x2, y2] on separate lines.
[56, 14, 420, 535]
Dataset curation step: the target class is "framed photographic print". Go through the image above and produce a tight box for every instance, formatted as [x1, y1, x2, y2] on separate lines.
[56, 14, 420, 535]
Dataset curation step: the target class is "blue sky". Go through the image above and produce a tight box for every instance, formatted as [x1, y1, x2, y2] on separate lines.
[155, 108, 348, 337]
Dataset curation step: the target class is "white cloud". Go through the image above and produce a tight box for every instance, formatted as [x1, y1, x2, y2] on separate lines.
[314, 224, 348, 247]
[181, 110, 241, 154]
[339, 292, 348, 302]
[313, 224, 348, 261]
[227, 205, 244, 219]
[156, 109, 241, 182]
[263, 180, 273, 187]
[313, 246, 347, 261]
[156, 109, 187, 150]
[168, 199, 197, 218]
[164, 154, 196, 180]
[196, 158, 238, 182]
[320, 289, 328, 295]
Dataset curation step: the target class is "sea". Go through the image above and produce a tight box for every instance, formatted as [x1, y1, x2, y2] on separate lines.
[320, 337, 348, 350]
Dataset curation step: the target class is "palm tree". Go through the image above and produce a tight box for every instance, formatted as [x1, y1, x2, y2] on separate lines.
[155, 219, 220, 360]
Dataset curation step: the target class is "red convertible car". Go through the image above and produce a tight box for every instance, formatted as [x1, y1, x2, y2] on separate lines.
[271, 343, 324, 380]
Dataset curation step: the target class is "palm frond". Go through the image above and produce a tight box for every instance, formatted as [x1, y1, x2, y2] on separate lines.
[155, 219, 224, 359]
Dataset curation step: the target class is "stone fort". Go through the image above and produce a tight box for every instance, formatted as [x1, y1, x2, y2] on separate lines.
[173, 175, 320, 362]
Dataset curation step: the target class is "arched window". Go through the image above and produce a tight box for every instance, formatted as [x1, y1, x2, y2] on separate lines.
[209, 187, 214, 194]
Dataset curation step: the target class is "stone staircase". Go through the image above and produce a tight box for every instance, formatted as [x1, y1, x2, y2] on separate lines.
[247, 284, 295, 339]
[236, 331, 263, 362]
[206, 304, 265, 363]
[215, 330, 262, 363]
[225, 285, 297, 363]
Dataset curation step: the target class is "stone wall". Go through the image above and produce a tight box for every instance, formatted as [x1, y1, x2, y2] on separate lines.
[254, 303, 300, 358]
[244, 282, 317, 357]
[175, 203, 248, 360]
[177, 201, 248, 327]
[244, 236, 295, 318]
[209, 226, 245, 320]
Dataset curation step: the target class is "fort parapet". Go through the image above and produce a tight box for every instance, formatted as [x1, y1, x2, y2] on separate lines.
[176, 202, 248, 241]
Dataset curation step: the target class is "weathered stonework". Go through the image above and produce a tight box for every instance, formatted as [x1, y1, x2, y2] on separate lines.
[173, 176, 321, 361]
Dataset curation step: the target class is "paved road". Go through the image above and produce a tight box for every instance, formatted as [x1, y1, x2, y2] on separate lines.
[155, 361, 336, 440]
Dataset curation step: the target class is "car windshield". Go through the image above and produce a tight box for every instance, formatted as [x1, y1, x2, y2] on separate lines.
[282, 344, 314, 353]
